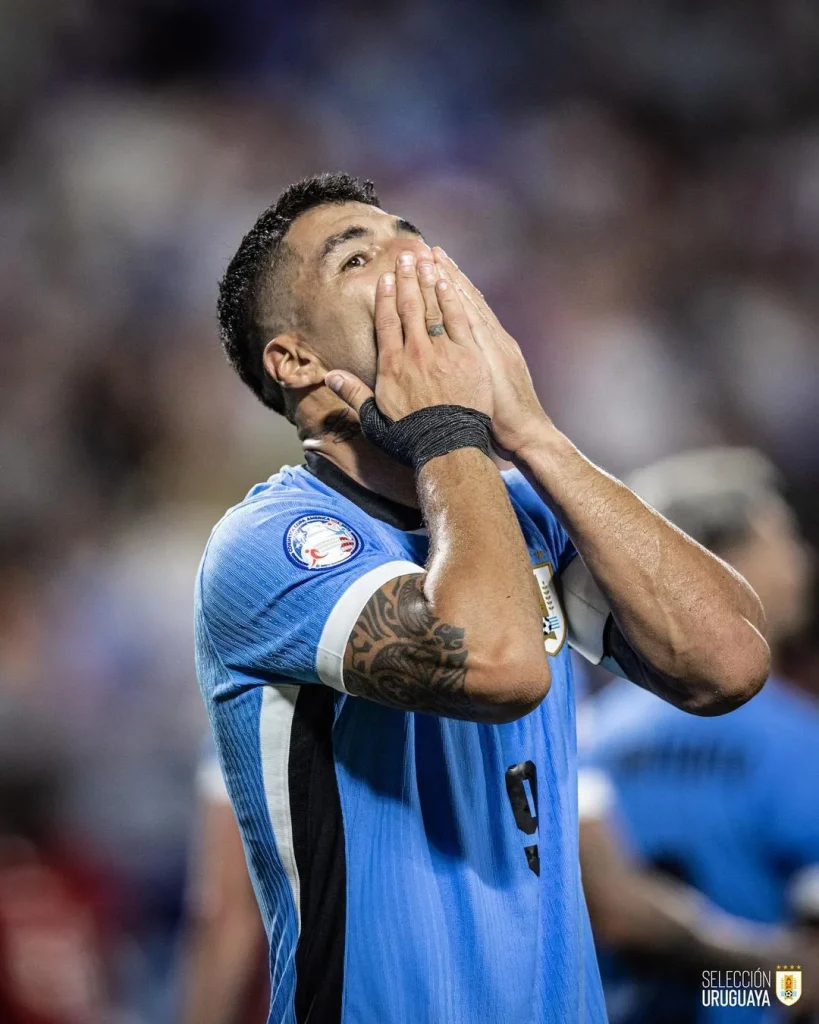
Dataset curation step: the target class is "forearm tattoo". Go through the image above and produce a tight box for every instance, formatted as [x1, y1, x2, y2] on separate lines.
[343, 574, 476, 717]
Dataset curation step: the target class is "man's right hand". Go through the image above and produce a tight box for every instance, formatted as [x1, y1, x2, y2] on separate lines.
[325, 250, 493, 423]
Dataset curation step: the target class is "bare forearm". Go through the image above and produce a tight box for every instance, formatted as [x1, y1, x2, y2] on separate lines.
[181, 914, 265, 1024]
[581, 819, 796, 970]
[180, 803, 266, 1024]
[419, 448, 546, 675]
[594, 867, 798, 970]
[515, 424, 769, 711]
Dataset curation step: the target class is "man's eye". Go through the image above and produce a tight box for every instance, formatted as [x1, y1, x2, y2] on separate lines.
[341, 253, 366, 271]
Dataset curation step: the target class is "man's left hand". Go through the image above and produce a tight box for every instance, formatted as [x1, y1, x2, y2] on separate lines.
[433, 247, 549, 459]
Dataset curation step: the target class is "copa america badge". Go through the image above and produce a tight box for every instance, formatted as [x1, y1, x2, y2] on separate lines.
[285, 514, 361, 570]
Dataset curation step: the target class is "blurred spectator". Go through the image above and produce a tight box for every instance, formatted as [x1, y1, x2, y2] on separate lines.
[0, 539, 111, 1023]
[178, 744, 267, 1024]
[583, 448, 819, 1023]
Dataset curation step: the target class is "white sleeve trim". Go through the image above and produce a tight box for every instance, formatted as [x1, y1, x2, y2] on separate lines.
[316, 560, 425, 692]
[560, 556, 611, 665]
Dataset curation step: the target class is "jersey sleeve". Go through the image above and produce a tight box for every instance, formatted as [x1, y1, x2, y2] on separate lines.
[198, 495, 424, 692]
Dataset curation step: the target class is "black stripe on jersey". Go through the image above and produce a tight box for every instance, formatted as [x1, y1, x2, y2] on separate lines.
[290, 685, 346, 1023]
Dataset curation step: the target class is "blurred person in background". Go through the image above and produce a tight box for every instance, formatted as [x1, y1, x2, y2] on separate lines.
[179, 744, 267, 1024]
[0, 721, 109, 1024]
[0, 536, 111, 1024]
[578, 769, 819, 1022]
[583, 447, 819, 1023]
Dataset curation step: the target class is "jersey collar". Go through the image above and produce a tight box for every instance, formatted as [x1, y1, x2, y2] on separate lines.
[304, 451, 424, 532]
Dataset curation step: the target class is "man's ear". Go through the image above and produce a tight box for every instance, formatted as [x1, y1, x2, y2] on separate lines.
[263, 335, 326, 390]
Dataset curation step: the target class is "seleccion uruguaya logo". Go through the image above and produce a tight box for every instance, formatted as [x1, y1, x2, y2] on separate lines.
[701, 968, 803, 1008]
[776, 967, 802, 1007]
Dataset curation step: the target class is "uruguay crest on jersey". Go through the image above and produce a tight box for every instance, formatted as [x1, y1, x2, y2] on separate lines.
[533, 561, 567, 657]
[285, 514, 361, 570]
[776, 968, 802, 1006]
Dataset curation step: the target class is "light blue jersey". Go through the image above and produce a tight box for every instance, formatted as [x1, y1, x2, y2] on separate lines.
[584, 676, 819, 1024]
[194, 454, 606, 1023]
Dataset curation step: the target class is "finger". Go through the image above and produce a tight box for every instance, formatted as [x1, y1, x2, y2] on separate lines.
[433, 260, 490, 348]
[435, 277, 474, 347]
[374, 272, 402, 362]
[433, 253, 483, 320]
[433, 247, 496, 326]
[437, 260, 484, 332]
[417, 256, 445, 339]
[324, 371, 374, 414]
[395, 251, 429, 348]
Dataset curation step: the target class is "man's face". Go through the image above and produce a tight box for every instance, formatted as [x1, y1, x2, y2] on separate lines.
[726, 498, 814, 650]
[284, 201, 431, 387]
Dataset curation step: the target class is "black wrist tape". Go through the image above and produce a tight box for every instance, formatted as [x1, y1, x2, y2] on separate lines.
[358, 399, 493, 471]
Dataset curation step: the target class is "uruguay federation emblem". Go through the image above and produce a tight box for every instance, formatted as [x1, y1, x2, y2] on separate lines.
[285, 514, 361, 570]
[776, 969, 802, 1006]
[533, 561, 567, 657]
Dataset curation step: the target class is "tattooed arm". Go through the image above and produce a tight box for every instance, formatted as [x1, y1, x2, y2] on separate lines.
[343, 448, 551, 722]
[344, 574, 473, 717]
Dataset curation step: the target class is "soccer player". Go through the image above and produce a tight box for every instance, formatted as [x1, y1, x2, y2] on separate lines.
[195, 173, 770, 1023]
[583, 448, 819, 1022]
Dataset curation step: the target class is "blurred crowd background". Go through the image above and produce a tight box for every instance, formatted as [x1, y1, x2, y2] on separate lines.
[1, 0, 819, 1020]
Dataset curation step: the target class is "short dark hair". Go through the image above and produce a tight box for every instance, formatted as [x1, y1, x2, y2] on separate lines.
[217, 173, 381, 417]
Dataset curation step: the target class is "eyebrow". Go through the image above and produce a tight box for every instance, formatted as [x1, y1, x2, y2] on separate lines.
[395, 218, 423, 238]
[320, 225, 370, 262]
[319, 217, 424, 263]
